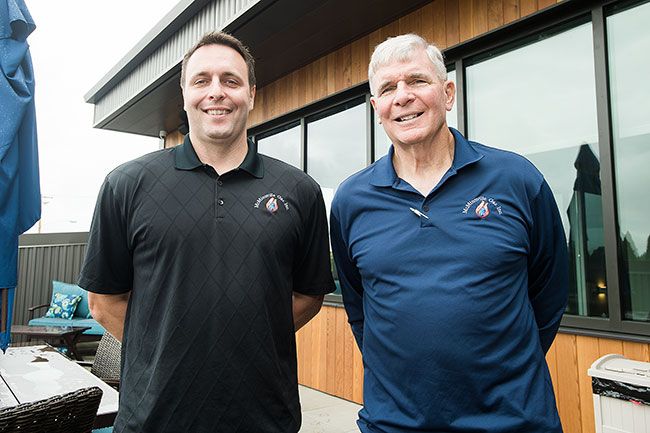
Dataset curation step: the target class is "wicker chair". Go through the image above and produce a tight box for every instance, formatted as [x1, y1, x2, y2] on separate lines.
[78, 332, 121, 389]
[0, 386, 103, 433]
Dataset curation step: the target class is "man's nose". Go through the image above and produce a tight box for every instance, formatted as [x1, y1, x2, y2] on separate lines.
[208, 81, 225, 99]
[394, 82, 414, 105]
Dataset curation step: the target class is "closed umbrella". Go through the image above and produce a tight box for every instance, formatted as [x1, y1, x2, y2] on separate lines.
[0, 0, 40, 352]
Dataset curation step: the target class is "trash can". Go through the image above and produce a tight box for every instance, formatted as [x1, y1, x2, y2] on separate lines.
[588, 354, 650, 433]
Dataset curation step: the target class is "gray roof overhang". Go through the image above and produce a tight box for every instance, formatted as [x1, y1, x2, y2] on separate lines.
[85, 0, 431, 137]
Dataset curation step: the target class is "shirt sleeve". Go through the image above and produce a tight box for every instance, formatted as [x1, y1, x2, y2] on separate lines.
[330, 195, 365, 351]
[528, 180, 569, 353]
[78, 178, 133, 294]
[291, 186, 336, 295]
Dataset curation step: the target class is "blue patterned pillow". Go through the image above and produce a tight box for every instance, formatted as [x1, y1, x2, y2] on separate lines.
[45, 293, 82, 319]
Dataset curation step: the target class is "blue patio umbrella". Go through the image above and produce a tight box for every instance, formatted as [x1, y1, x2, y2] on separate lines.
[0, 0, 40, 352]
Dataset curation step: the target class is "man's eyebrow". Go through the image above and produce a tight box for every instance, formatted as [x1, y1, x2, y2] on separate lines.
[376, 79, 395, 93]
[222, 71, 244, 80]
[188, 71, 209, 81]
[376, 72, 432, 93]
[407, 72, 430, 80]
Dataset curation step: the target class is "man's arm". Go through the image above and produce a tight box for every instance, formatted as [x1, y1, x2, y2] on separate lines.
[330, 201, 365, 351]
[88, 291, 131, 342]
[293, 292, 324, 331]
[528, 180, 569, 354]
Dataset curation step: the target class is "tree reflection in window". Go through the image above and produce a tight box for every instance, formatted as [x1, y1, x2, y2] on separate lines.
[465, 23, 608, 318]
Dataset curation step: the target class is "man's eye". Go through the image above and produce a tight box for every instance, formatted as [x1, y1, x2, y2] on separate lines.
[380, 86, 395, 96]
[225, 79, 239, 87]
[194, 79, 207, 86]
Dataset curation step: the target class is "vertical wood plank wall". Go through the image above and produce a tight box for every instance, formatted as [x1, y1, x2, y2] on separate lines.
[301, 306, 650, 433]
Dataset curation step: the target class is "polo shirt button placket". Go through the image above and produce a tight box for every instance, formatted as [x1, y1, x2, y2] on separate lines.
[420, 201, 435, 228]
[216, 177, 224, 219]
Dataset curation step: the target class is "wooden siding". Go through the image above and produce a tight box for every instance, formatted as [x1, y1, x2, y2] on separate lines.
[247, 0, 562, 128]
[299, 306, 650, 433]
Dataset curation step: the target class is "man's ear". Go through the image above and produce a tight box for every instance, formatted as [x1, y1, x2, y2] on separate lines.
[249, 85, 256, 110]
[444, 80, 455, 112]
[370, 97, 380, 124]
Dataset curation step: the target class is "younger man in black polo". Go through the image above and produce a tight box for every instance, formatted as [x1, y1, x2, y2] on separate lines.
[79, 31, 335, 433]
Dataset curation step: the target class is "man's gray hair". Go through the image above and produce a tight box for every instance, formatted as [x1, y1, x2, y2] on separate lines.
[368, 34, 447, 95]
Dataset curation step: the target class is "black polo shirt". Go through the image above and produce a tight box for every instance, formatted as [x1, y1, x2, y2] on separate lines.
[79, 135, 335, 433]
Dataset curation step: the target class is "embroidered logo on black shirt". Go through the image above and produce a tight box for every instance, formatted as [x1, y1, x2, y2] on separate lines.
[254, 193, 289, 214]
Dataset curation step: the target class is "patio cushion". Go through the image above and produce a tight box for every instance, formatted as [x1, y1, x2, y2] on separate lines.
[28, 317, 106, 336]
[45, 293, 82, 319]
[52, 280, 92, 319]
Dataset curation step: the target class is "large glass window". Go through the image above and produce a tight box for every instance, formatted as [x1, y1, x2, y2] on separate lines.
[608, 2, 650, 322]
[466, 23, 608, 318]
[306, 99, 368, 215]
[374, 70, 458, 159]
[257, 123, 302, 169]
[306, 99, 368, 296]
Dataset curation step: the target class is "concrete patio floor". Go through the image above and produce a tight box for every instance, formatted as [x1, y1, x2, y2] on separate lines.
[299, 386, 361, 433]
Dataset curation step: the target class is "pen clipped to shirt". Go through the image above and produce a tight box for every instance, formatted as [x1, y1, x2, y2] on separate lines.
[409, 207, 429, 219]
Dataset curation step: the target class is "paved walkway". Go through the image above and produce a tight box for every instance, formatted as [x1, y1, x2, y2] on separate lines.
[299, 386, 361, 433]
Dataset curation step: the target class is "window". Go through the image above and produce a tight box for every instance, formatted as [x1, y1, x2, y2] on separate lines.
[257, 122, 301, 169]
[607, 1, 650, 322]
[465, 22, 608, 318]
[374, 69, 458, 159]
[306, 99, 368, 215]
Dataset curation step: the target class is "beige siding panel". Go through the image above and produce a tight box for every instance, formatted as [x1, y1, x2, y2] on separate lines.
[503, 0, 520, 24]
[555, 334, 582, 433]
[576, 336, 600, 433]
[445, 0, 461, 46]
[472, 0, 489, 37]
[431, 1, 448, 48]
[487, 0, 504, 30]
[350, 36, 370, 85]
[399, 8, 424, 35]
[520, 0, 538, 16]
[458, 0, 474, 42]
[538, 0, 557, 9]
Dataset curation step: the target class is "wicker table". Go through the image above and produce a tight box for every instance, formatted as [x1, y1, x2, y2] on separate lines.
[10, 325, 91, 361]
[0, 345, 118, 428]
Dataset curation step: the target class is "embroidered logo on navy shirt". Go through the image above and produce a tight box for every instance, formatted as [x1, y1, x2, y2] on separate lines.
[462, 196, 502, 219]
[254, 193, 289, 214]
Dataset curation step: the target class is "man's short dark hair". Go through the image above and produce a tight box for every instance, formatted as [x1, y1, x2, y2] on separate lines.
[180, 31, 256, 88]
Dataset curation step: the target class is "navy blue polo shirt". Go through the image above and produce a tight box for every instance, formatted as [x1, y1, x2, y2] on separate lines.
[80, 135, 335, 433]
[330, 128, 568, 433]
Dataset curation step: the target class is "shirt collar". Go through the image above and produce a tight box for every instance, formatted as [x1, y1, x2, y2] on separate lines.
[174, 135, 264, 178]
[370, 127, 484, 187]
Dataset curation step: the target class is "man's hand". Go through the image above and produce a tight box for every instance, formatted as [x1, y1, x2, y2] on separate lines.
[88, 292, 131, 341]
[292, 292, 324, 331]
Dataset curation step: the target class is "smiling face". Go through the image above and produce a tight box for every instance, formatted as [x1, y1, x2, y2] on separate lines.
[370, 48, 455, 149]
[182, 44, 255, 149]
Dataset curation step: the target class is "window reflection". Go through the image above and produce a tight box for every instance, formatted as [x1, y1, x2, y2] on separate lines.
[608, 2, 650, 322]
[257, 123, 301, 169]
[307, 100, 368, 296]
[307, 100, 367, 216]
[466, 23, 608, 318]
[374, 69, 458, 159]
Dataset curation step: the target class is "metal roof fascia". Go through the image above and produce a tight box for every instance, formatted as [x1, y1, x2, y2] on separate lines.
[84, 0, 212, 104]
